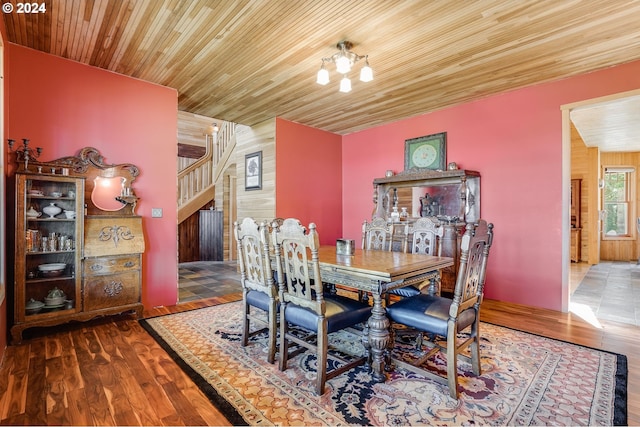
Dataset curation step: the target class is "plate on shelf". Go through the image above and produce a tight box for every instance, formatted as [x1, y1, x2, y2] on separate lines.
[38, 263, 66, 271]
[43, 303, 66, 309]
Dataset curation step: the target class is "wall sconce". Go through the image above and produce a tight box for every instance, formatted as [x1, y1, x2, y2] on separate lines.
[205, 122, 219, 146]
[206, 122, 219, 135]
[316, 41, 373, 93]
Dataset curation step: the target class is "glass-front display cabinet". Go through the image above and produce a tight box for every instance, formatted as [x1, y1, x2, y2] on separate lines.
[9, 146, 144, 343]
[14, 173, 85, 324]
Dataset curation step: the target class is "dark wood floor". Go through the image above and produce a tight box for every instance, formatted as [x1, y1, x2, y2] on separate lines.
[0, 295, 637, 425]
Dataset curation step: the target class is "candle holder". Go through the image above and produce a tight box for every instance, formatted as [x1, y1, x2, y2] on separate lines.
[7, 138, 42, 171]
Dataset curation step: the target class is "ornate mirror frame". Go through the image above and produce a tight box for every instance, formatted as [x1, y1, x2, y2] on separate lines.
[21, 147, 140, 216]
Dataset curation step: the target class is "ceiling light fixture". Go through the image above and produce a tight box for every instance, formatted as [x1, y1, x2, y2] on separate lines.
[316, 41, 372, 93]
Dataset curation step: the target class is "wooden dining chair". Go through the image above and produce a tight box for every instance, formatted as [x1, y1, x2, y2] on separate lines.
[362, 216, 403, 302]
[386, 220, 494, 399]
[233, 217, 278, 364]
[386, 217, 445, 348]
[362, 217, 393, 251]
[272, 218, 372, 395]
[384, 216, 444, 307]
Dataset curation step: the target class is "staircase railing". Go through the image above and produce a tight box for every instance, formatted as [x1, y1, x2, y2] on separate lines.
[178, 135, 214, 210]
[213, 121, 237, 182]
[177, 121, 237, 223]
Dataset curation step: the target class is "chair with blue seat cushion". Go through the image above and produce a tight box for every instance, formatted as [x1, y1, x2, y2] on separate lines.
[386, 217, 443, 305]
[361, 217, 403, 302]
[234, 217, 278, 364]
[272, 218, 372, 395]
[386, 219, 494, 399]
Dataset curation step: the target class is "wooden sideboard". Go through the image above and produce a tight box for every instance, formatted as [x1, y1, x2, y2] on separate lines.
[83, 216, 144, 313]
[372, 169, 480, 221]
[371, 169, 481, 294]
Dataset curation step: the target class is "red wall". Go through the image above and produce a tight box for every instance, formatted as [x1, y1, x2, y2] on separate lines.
[275, 118, 342, 243]
[0, 15, 7, 358]
[5, 45, 179, 310]
[342, 60, 640, 311]
[3, 37, 640, 348]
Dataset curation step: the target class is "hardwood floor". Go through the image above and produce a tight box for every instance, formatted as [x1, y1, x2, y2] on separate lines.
[0, 294, 241, 426]
[0, 295, 637, 425]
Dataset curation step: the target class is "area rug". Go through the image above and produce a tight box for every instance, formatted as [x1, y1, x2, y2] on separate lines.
[140, 302, 627, 426]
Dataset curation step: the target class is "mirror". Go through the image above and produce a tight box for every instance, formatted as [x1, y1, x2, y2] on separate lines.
[372, 170, 480, 223]
[92, 176, 126, 211]
[25, 147, 140, 216]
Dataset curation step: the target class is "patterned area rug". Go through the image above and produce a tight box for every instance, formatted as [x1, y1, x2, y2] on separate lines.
[140, 301, 627, 426]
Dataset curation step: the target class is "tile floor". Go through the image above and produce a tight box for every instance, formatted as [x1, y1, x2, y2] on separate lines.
[178, 260, 640, 327]
[570, 261, 640, 326]
[178, 261, 242, 302]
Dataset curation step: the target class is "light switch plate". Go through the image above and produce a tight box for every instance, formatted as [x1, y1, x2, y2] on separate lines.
[151, 208, 163, 218]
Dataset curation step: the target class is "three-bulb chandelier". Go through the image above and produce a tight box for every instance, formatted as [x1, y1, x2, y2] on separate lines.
[316, 41, 372, 93]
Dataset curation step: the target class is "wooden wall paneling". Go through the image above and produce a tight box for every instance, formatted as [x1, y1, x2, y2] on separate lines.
[228, 175, 237, 261]
[221, 171, 232, 261]
[199, 209, 223, 261]
[586, 147, 600, 264]
[178, 144, 206, 159]
[178, 201, 214, 263]
[213, 118, 276, 261]
[217, 165, 237, 261]
[177, 111, 218, 148]
[570, 122, 603, 264]
[7, 1, 640, 134]
[178, 209, 200, 263]
[570, 123, 589, 262]
[234, 119, 276, 226]
[600, 151, 640, 261]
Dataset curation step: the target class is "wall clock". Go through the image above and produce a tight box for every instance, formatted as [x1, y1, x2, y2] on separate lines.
[404, 132, 447, 171]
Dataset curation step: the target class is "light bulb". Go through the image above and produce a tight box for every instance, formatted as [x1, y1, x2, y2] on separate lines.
[335, 55, 351, 74]
[316, 67, 329, 85]
[339, 76, 352, 93]
[360, 64, 373, 82]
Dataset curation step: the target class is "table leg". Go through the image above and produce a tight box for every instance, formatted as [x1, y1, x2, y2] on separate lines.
[366, 290, 389, 382]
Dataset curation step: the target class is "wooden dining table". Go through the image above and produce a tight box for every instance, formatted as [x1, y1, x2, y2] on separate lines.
[316, 245, 454, 382]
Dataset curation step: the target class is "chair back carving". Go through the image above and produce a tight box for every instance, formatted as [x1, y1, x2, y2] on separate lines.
[450, 220, 494, 317]
[266, 217, 285, 248]
[362, 217, 392, 251]
[406, 217, 442, 255]
[234, 218, 276, 298]
[272, 218, 324, 313]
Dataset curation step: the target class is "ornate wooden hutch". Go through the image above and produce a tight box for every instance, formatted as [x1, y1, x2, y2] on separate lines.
[371, 169, 480, 293]
[10, 146, 145, 343]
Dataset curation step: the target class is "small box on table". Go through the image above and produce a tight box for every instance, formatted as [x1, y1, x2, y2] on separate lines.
[336, 239, 355, 255]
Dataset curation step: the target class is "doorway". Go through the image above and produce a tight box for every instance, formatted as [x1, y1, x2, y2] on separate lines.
[177, 161, 237, 303]
[563, 88, 640, 323]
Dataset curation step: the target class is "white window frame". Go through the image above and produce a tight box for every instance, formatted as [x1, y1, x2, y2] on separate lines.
[602, 165, 636, 241]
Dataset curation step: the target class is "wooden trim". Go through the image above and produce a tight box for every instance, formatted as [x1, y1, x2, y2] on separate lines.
[178, 143, 206, 159]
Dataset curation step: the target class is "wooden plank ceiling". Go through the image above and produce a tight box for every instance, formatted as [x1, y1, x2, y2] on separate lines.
[4, 0, 640, 135]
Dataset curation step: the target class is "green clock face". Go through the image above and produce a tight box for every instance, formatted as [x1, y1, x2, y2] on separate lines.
[412, 144, 438, 168]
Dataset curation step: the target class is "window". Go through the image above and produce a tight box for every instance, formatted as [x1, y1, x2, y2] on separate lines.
[603, 166, 635, 238]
